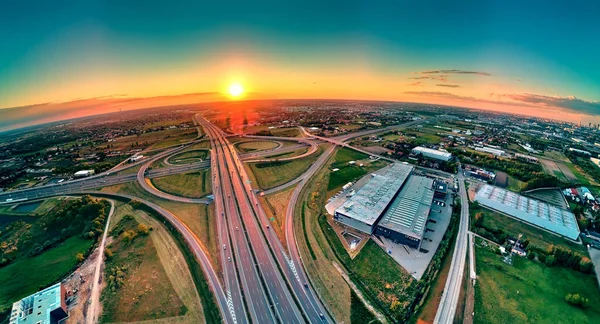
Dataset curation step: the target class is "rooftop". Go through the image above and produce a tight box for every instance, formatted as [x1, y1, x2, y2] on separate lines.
[412, 146, 453, 159]
[377, 175, 435, 240]
[475, 184, 579, 238]
[335, 163, 413, 226]
[10, 283, 65, 324]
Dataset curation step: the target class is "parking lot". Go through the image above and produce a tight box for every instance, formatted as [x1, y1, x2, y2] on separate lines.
[376, 190, 454, 280]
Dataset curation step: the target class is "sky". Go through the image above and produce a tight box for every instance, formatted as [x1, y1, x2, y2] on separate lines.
[1, 0, 600, 130]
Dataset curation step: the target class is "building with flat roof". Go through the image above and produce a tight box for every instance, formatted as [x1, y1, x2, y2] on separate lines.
[10, 283, 68, 324]
[334, 163, 413, 234]
[411, 146, 453, 162]
[433, 180, 448, 200]
[375, 176, 434, 249]
[475, 184, 580, 240]
[475, 146, 506, 156]
[73, 170, 94, 178]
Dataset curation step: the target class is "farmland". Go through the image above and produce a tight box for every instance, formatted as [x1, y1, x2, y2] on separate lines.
[474, 238, 600, 324]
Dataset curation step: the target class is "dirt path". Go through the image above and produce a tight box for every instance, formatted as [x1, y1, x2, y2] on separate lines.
[87, 200, 115, 324]
[332, 262, 389, 324]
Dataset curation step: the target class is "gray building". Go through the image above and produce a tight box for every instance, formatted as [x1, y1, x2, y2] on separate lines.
[334, 163, 413, 234]
[375, 176, 435, 249]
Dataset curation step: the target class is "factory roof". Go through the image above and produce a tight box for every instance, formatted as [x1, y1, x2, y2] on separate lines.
[475, 184, 580, 239]
[412, 146, 453, 160]
[335, 163, 413, 226]
[377, 176, 435, 240]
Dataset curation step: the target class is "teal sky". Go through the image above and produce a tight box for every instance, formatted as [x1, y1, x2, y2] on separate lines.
[1, 0, 599, 120]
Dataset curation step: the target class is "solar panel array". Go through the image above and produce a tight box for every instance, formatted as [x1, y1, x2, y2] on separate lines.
[335, 163, 413, 226]
[475, 184, 580, 239]
[377, 176, 435, 239]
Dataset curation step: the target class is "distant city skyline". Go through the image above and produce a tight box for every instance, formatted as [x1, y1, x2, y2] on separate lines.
[1, 0, 599, 127]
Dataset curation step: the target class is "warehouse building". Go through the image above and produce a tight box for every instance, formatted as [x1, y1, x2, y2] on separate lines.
[375, 176, 435, 249]
[334, 163, 413, 234]
[411, 146, 453, 162]
[73, 170, 95, 178]
[10, 283, 68, 324]
[475, 146, 506, 156]
[475, 184, 580, 240]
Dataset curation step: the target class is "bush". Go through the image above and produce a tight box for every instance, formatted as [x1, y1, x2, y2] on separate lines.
[565, 293, 589, 308]
[104, 248, 113, 260]
[76, 252, 85, 263]
[137, 223, 150, 235]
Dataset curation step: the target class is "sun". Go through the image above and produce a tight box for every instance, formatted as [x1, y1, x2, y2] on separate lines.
[228, 83, 244, 97]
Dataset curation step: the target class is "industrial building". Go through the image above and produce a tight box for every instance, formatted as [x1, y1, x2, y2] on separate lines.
[475, 184, 580, 240]
[333, 163, 413, 234]
[375, 176, 435, 249]
[10, 283, 68, 324]
[411, 146, 453, 162]
[73, 170, 95, 178]
[475, 146, 506, 156]
[433, 180, 448, 200]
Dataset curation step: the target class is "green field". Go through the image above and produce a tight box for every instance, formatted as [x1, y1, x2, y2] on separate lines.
[264, 147, 309, 159]
[167, 150, 209, 164]
[247, 147, 322, 189]
[151, 170, 212, 198]
[101, 216, 186, 322]
[475, 239, 600, 324]
[270, 127, 300, 137]
[327, 148, 387, 191]
[236, 140, 280, 152]
[150, 129, 198, 150]
[0, 198, 60, 216]
[0, 236, 93, 314]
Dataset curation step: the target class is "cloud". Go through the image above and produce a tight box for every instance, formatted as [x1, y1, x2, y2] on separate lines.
[418, 69, 491, 76]
[436, 84, 460, 88]
[403, 91, 531, 108]
[498, 93, 600, 115]
[407, 81, 424, 87]
[409, 75, 448, 82]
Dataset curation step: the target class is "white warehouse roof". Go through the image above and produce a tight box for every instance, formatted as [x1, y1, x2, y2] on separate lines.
[475, 184, 580, 240]
[335, 163, 413, 226]
[412, 146, 453, 161]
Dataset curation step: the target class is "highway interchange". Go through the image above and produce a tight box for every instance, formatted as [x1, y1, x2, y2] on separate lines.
[0, 116, 471, 324]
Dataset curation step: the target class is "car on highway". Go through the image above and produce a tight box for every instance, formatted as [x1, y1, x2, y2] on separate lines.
[223, 245, 226, 250]
[228, 256, 231, 262]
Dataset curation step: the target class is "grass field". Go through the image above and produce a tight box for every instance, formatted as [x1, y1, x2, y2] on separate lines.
[101, 216, 187, 323]
[187, 140, 211, 150]
[270, 127, 300, 137]
[0, 236, 93, 314]
[151, 169, 212, 198]
[236, 140, 280, 152]
[150, 129, 198, 150]
[474, 238, 600, 324]
[264, 147, 309, 159]
[99, 182, 220, 274]
[327, 148, 388, 192]
[246, 147, 322, 190]
[258, 187, 295, 246]
[167, 150, 209, 164]
[292, 147, 353, 323]
[472, 204, 587, 254]
[351, 289, 380, 324]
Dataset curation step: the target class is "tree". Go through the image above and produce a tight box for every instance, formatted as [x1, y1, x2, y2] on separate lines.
[474, 212, 485, 228]
[137, 223, 150, 235]
[104, 248, 113, 260]
[76, 253, 85, 263]
[545, 255, 556, 266]
[121, 230, 137, 244]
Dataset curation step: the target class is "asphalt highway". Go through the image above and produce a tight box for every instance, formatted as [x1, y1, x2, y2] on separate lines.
[434, 164, 469, 324]
[200, 115, 304, 323]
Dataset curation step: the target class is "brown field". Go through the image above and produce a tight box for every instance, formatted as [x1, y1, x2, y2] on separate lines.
[259, 187, 295, 247]
[101, 215, 186, 323]
[236, 140, 280, 152]
[99, 182, 220, 274]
